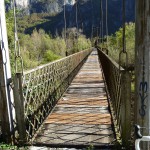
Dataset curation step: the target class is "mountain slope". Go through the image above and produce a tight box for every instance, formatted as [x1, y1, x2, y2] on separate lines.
[15, 0, 135, 37]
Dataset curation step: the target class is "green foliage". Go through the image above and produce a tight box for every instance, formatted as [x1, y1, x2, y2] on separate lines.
[43, 50, 61, 63]
[86, 145, 94, 150]
[106, 22, 135, 65]
[0, 143, 29, 150]
[18, 28, 91, 70]
[5, 9, 92, 72]
[5, 0, 10, 4]
[5, 10, 16, 75]
[49, 37, 66, 57]
[77, 35, 92, 51]
[17, 13, 51, 33]
[19, 29, 61, 69]
[6, 10, 14, 46]
[65, 28, 91, 55]
[0, 143, 17, 149]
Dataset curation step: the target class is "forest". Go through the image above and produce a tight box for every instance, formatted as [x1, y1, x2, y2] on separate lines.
[5, 0, 135, 74]
[6, 8, 135, 72]
[6, 11, 92, 74]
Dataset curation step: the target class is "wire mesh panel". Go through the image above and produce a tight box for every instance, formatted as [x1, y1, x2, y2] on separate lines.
[97, 48, 132, 148]
[13, 49, 92, 142]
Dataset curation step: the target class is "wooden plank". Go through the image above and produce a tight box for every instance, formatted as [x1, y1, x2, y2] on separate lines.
[34, 49, 116, 147]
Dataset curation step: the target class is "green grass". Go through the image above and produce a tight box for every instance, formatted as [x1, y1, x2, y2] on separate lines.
[0, 143, 17, 149]
[0, 143, 29, 150]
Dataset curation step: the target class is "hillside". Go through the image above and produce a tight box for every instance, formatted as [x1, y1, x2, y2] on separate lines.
[7, 0, 135, 37]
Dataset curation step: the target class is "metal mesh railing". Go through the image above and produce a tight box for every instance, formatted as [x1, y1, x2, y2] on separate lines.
[13, 49, 92, 143]
[97, 48, 133, 148]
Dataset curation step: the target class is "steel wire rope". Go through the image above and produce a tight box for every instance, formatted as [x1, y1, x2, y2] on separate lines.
[122, 0, 126, 53]
[75, 0, 79, 32]
[101, 0, 104, 45]
[119, 0, 128, 70]
[66, 0, 79, 53]
[75, 0, 79, 52]
[76, 2, 84, 33]
[64, 0, 68, 56]
[13, 0, 23, 74]
[106, 0, 108, 47]
[99, 0, 101, 44]
[91, 0, 94, 39]
[64, 0, 67, 42]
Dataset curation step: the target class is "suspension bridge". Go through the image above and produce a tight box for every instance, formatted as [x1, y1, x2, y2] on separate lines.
[0, 0, 150, 150]
[0, 45, 133, 149]
[33, 49, 116, 148]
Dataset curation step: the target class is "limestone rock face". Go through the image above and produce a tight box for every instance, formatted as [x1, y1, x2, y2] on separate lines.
[12, 0, 135, 37]
[14, 0, 76, 14]
[15, 0, 29, 8]
[15, 0, 76, 11]
[66, 0, 76, 5]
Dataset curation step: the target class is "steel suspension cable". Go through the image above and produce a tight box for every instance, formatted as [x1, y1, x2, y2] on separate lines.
[122, 0, 126, 53]
[119, 0, 128, 69]
[75, 0, 79, 51]
[91, 0, 94, 39]
[75, 0, 78, 31]
[106, 0, 108, 46]
[13, 0, 23, 74]
[64, 0, 66, 43]
[13, 0, 18, 56]
[101, 0, 104, 44]
[64, 0, 68, 56]
[77, 3, 84, 32]
[99, 1, 101, 44]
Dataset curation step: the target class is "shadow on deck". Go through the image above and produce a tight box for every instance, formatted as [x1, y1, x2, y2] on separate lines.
[32, 50, 117, 149]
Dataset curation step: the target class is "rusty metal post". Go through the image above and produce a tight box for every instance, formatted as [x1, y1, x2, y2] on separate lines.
[135, 0, 150, 149]
[13, 73, 26, 143]
[120, 70, 131, 147]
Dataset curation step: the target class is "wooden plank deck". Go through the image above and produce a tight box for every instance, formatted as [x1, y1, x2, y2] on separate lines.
[34, 49, 116, 148]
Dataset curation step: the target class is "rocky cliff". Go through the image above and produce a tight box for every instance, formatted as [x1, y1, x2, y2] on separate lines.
[15, 0, 29, 8]
[13, 0, 135, 37]
[15, 0, 75, 13]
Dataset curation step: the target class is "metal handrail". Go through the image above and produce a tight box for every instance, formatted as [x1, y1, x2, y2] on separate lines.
[97, 47, 132, 148]
[13, 49, 92, 143]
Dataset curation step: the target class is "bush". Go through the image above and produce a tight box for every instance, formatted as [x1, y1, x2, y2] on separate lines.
[65, 28, 91, 54]
[6, 11, 92, 71]
[19, 28, 92, 70]
[43, 50, 61, 63]
[19, 29, 63, 70]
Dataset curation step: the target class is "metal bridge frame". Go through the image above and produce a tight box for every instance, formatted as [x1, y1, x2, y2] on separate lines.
[0, 0, 15, 143]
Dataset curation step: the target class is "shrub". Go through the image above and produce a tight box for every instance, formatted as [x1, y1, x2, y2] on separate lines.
[43, 50, 61, 63]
